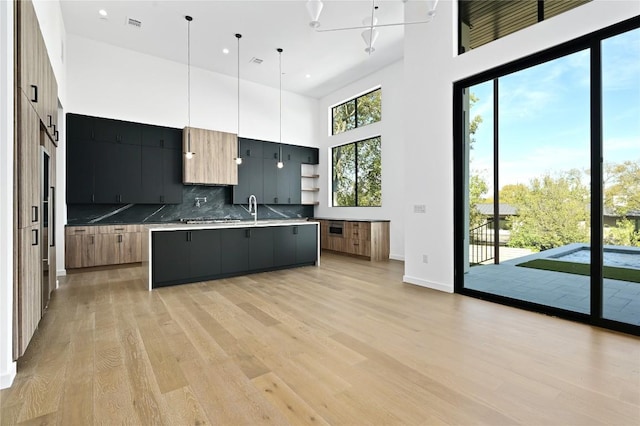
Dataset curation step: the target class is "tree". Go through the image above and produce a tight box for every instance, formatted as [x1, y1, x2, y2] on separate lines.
[499, 183, 529, 205]
[604, 160, 640, 216]
[469, 173, 488, 228]
[604, 218, 640, 247]
[507, 170, 590, 251]
[468, 92, 488, 227]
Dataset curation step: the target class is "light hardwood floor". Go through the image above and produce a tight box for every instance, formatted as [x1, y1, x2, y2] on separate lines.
[1, 252, 639, 425]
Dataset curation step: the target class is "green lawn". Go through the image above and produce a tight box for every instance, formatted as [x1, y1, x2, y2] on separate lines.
[516, 259, 640, 283]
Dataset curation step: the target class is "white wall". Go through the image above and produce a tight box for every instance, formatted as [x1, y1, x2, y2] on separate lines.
[402, 0, 640, 292]
[0, 0, 16, 389]
[66, 34, 318, 147]
[33, 0, 67, 106]
[315, 60, 405, 260]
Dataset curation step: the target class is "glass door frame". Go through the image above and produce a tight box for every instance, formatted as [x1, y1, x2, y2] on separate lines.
[453, 16, 640, 336]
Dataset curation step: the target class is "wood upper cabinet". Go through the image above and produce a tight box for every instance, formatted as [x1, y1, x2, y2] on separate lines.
[17, 94, 40, 229]
[17, 0, 58, 141]
[183, 127, 238, 185]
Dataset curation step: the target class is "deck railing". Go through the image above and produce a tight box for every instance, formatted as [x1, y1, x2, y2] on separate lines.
[469, 219, 495, 265]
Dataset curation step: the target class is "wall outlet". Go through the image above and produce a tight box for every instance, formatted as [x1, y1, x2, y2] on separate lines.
[422, 254, 429, 264]
[414, 204, 426, 214]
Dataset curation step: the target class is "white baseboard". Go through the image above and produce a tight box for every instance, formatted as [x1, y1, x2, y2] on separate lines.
[57, 268, 66, 277]
[402, 275, 453, 293]
[389, 254, 405, 261]
[0, 362, 16, 390]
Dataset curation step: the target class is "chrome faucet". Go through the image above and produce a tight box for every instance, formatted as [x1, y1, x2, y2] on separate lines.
[248, 194, 257, 225]
[195, 197, 206, 207]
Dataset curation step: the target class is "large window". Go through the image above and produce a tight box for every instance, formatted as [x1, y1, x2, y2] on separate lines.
[332, 88, 381, 135]
[332, 137, 381, 207]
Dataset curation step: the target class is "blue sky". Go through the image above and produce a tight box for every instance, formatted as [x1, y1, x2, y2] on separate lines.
[469, 27, 640, 193]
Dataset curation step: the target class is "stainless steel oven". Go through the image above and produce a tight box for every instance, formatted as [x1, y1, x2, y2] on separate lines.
[328, 221, 344, 237]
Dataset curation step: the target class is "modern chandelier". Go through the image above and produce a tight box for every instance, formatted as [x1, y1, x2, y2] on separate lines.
[306, 0, 439, 54]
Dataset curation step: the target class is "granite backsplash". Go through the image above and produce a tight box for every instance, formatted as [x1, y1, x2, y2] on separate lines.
[67, 186, 315, 225]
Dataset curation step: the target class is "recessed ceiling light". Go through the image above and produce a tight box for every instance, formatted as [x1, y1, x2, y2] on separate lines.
[98, 9, 108, 18]
[305, 74, 311, 79]
[222, 48, 230, 55]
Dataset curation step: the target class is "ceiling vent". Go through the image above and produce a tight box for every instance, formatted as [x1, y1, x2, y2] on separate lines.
[127, 17, 142, 28]
[249, 57, 263, 65]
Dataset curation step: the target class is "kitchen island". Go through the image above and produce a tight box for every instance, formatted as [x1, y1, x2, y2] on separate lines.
[142, 219, 319, 289]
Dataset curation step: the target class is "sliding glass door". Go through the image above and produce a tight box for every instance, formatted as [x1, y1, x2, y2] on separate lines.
[455, 20, 640, 334]
[601, 28, 640, 326]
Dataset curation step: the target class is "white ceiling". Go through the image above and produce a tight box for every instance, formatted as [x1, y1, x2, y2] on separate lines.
[59, 0, 427, 99]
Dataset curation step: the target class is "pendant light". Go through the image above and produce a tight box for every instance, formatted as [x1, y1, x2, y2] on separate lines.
[306, 0, 324, 28]
[235, 33, 243, 165]
[276, 48, 284, 169]
[184, 15, 195, 160]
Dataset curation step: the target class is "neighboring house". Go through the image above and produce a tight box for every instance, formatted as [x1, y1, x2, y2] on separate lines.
[472, 203, 518, 245]
[604, 207, 640, 231]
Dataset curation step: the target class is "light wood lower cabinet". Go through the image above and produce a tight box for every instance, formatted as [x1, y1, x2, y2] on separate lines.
[318, 220, 390, 261]
[65, 225, 142, 269]
[17, 225, 41, 354]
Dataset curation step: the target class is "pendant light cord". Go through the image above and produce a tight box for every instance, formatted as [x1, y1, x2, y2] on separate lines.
[186, 16, 193, 153]
[278, 48, 282, 145]
[237, 34, 241, 138]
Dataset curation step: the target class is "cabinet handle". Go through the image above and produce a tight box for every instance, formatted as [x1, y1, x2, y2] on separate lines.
[288, 197, 291, 204]
[160, 139, 165, 148]
[246, 149, 251, 156]
[32, 229, 38, 246]
[115, 228, 125, 231]
[186, 231, 192, 242]
[74, 229, 86, 233]
[118, 235, 123, 243]
[293, 226, 298, 235]
[32, 206, 38, 222]
[273, 153, 278, 159]
[90, 236, 94, 244]
[353, 242, 360, 246]
[274, 197, 278, 204]
[91, 194, 95, 203]
[117, 195, 122, 203]
[246, 229, 251, 238]
[160, 196, 165, 203]
[54, 130, 59, 142]
[48, 115, 53, 127]
[30, 85, 38, 103]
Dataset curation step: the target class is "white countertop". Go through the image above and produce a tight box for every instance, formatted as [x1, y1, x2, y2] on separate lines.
[144, 219, 318, 232]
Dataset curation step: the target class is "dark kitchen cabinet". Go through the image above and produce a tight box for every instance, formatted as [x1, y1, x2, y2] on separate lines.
[273, 226, 296, 266]
[152, 229, 221, 287]
[141, 146, 164, 203]
[294, 146, 319, 164]
[233, 138, 316, 205]
[94, 117, 141, 144]
[239, 138, 264, 159]
[67, 114, 96, 141]
[274, 225, 318, 266]
[233, 156, 263, 204]
[66, 114, 183, 204]
[248, 227, 274, 270]
[220, 228, 249, 274]
[296, 224, 318, 264]
[93, 141, 141, 203]
[151, 224, 318, 288]
[263, 159, 278, 204]
[153, 231, 191, 285]
[66, 138, 94, 204]
[189, 230, 221, 280]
